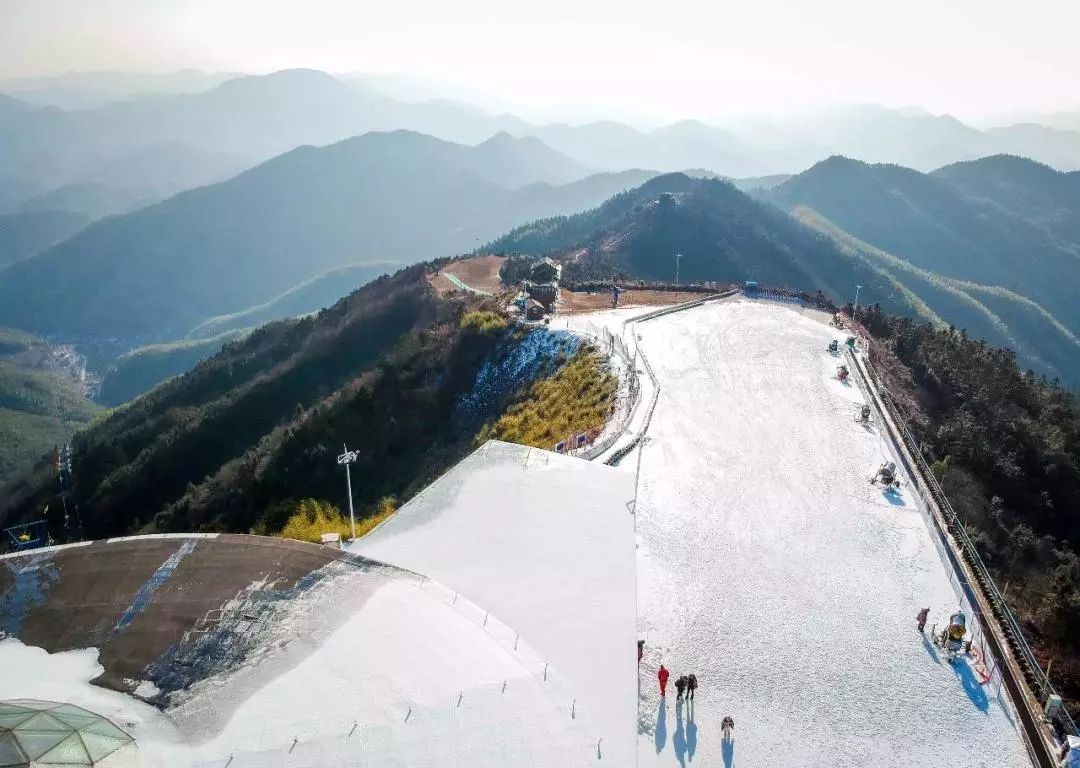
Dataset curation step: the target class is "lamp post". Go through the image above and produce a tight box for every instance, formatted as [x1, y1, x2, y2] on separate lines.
[675, 253, 683, 302]
[337, 444, 358, 540]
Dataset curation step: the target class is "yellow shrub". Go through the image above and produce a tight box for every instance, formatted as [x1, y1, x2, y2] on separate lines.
[276, 496, 397, 543]
[479, 347, 617, 449]
[278, 498, 351, 543]
[460, 310, 507, 334]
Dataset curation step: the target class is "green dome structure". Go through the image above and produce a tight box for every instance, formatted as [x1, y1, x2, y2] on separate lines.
[0, 700, 134, 767]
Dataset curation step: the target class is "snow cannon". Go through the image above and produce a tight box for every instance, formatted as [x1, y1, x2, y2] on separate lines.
[939, 611, 968, 660]
[846, 336, 857, 349]
[832, 313, 845, 329]
[872, 461, 900, 487]
[855, 404, 871, 423]
[836, 364, 849, 382]
[828, 339, 840, 355]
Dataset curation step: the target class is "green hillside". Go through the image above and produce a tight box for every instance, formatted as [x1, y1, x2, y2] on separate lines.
[185, 262, 397, 339]
[0, 361, 100, 491]
[0, 131, 648, 348]
[772, 155, 1080, 383]
[0, 266, 586, 540]
[97, 328, 251, 407]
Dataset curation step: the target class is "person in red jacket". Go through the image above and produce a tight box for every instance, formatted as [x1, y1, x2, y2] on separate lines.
[658, 664, 670, 697]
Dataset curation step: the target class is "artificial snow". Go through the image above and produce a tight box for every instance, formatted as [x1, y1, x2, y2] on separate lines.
[0, 565, 592, 767]
[352, 440, 638, 766]
[629, 299, 1030, 768]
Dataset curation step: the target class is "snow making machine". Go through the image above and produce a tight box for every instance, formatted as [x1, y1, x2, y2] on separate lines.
[854, 403, 872, 424]
[836, 364, 850, 382]
[871, 461, 900, 488]
[937, 611, 969, 661]
[828, 339, 840, 355]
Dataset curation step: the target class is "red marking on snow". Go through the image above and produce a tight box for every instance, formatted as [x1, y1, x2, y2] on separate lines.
[970, 646, 993, 685]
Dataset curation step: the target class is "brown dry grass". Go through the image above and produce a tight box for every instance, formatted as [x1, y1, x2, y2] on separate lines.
[559, 289, 690, 314]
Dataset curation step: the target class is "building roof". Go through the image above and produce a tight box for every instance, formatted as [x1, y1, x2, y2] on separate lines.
[0, 700, 133, 767]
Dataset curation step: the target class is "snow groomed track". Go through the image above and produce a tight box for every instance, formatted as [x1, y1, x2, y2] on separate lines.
[629, 299, 1031, 768]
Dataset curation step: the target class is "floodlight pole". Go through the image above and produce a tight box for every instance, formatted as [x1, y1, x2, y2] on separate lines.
[853, 284, 862, 319]
[337, 444, 358, 540]
[674, 253, 683, 302]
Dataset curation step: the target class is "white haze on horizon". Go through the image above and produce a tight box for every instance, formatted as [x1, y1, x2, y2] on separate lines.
[1, 0, 1078, 125]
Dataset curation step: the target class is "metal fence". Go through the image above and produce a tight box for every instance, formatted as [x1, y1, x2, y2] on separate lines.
[855, 347, 1077, 742]
[563, 321, 641, 460]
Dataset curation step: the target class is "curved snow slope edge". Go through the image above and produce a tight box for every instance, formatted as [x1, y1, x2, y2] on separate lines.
[354, 439, 638, 766]
[0, 533, 593, 767]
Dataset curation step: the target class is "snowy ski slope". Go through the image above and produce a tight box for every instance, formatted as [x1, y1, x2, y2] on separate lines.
[629, 300, 1031, 768]
[354, 441, 638, 765]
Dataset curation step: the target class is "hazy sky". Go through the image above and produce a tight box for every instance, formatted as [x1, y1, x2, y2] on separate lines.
[2, 0, 1077, 122]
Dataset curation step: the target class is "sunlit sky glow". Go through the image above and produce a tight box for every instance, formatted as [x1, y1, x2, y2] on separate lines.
[2, 0, 1077, 123]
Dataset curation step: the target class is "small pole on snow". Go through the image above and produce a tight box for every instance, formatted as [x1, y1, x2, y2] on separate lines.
[572, 699, 576, 719]
[597, 737, 604, 758]
[502, 680, 507, 694]
[514, 634, 519, 650]
[544, 662, 549, 681]
[349, 721, 357, 737]
[457, 692, 463, 708]
[483, 611, 489, 627]
[289, 737, 298, 754]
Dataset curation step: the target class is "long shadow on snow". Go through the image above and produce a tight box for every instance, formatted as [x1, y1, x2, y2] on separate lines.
[655, 700, 667, 753]
[952, 655, 990, 713]
[673, 700, 688, 767]
[882, 488, 906, 506]
[687, 711, 698, 760]
[921, 633, 941, 664]
[723, 737, 735, 768]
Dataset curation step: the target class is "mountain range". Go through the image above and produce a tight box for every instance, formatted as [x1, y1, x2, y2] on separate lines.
[0, 130, 653, 346]
[490, 156, 1080, 384]
[4, 69, 1080, 220]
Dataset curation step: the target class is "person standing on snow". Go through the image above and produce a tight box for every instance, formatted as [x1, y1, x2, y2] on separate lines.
[721, 715, 735, 739]
[658, 664, 670, 697]
[687, 673, 698, 701]
[916, 607, 930, 632]
[674, 675, 688, 701]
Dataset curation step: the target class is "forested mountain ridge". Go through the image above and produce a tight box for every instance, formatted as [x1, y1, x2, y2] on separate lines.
[771, 154, 1080, 382]
[489, 168, 1080, 382]
[0, 131, 646, 349]
[772, 155, 1079, 325]
[0, 267, 587, 540]
[490, 173, 898, 295]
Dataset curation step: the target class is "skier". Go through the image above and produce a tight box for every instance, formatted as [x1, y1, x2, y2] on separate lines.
[721, 716, 735, 739]
[674, 675, 688, 701]
[916, 607, 930, 633]
[658, 664, 670, 697]
[687, 673, 698, 701]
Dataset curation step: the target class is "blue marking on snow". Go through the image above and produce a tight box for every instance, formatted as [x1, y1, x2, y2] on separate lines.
[0, 556, 60, 637]
[114, 539, 198, 632]
[458, 328, 580, 419]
